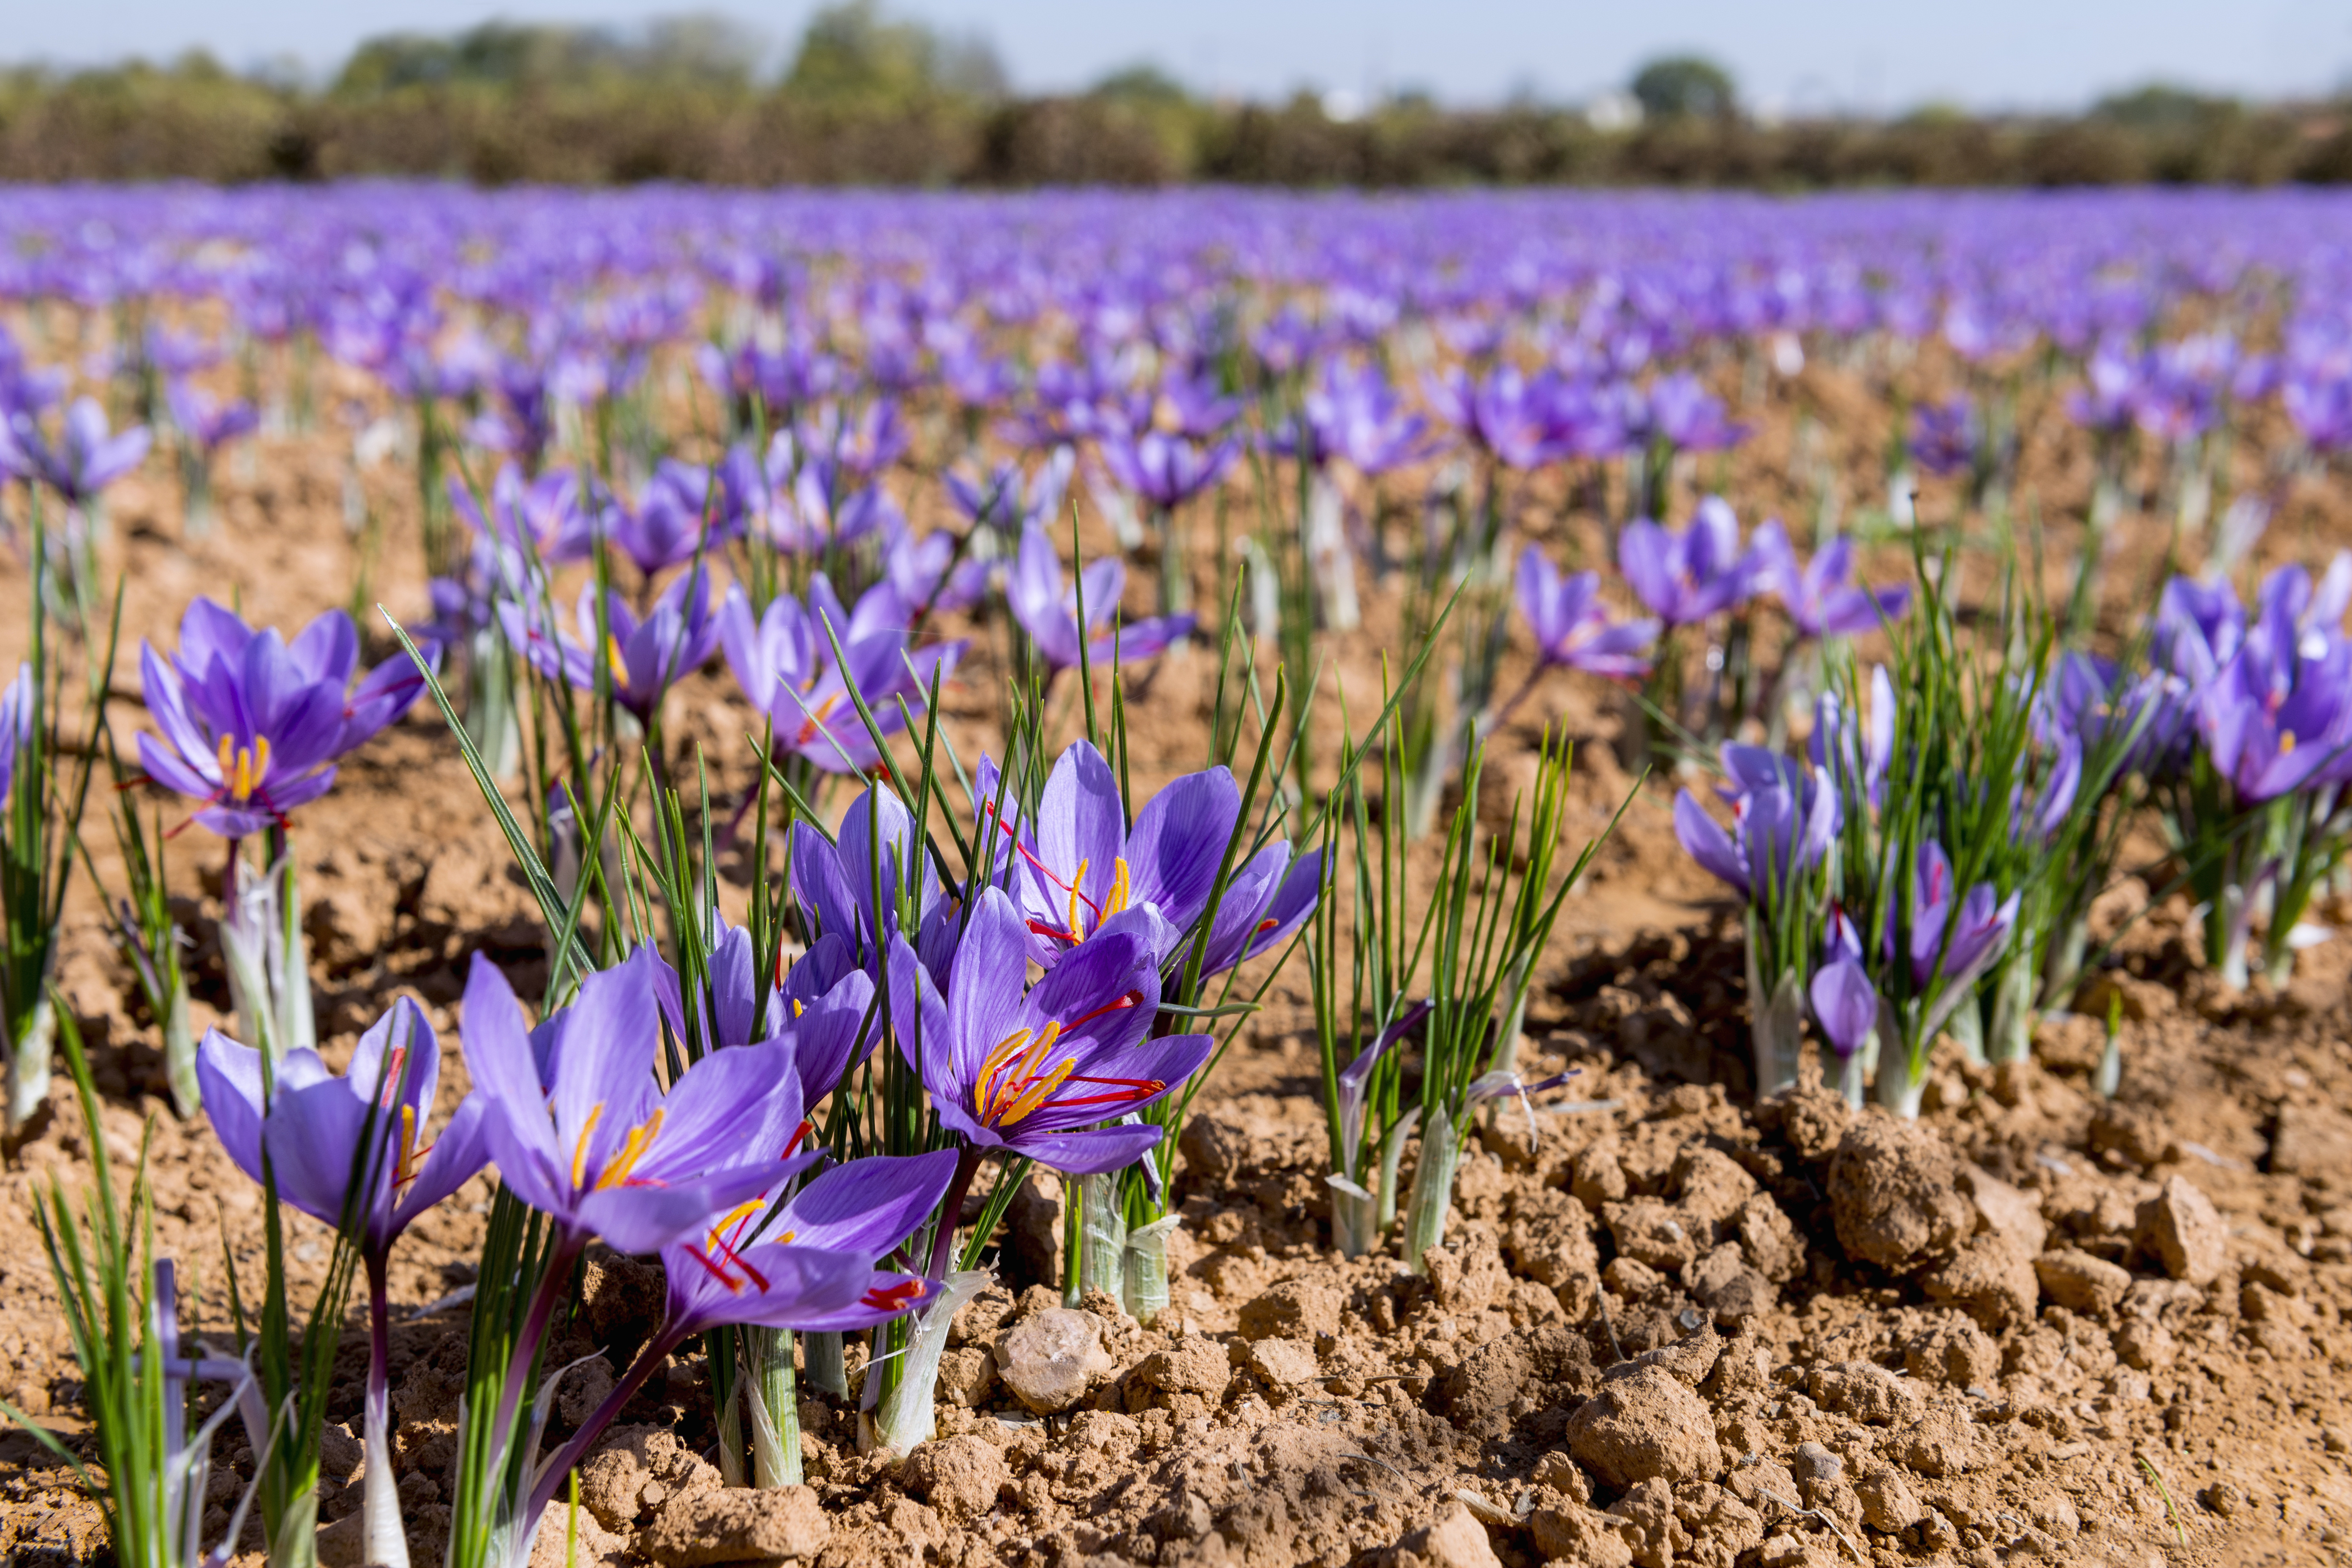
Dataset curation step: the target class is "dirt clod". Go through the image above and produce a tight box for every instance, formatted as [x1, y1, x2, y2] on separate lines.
[1565, 1364, 1724, 1489]
[2136, 1174, 2228, 1285]
[1827, 1116, 1973, 1270]
[640, 1484, 829, 1566]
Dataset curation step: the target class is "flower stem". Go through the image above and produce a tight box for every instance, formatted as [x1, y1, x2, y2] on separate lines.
[363, 1252, 410, 1568]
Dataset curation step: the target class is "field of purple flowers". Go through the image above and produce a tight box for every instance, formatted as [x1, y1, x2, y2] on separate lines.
[3, 184, 2352, 1568]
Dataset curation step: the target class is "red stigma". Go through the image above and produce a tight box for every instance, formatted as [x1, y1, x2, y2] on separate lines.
[1062, 988, 1145, 1033]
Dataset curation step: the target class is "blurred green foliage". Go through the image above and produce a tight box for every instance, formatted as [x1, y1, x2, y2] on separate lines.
[0, 13, 2347, 186]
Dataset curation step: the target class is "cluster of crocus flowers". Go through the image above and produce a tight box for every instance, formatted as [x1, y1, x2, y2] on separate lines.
[718, 576, 964, 774]
[138, 599, 432, 840]
[501, 567, 721, 729]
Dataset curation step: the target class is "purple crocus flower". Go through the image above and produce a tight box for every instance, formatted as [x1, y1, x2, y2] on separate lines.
[972, 740, 1237, 969]
[792, 783, 962, 983]
[137, 600, 432, 838]
[501, 566, 721, 725]
[1810, 667, 1897, 807]
[1808, 910, 1878, 1061]
[553, 460, 730, 577]
[1269, 360, 1440, 476]
[879, 520, 987, 620]
[885, 885, 1213, 1175]
[1748, 522, 1910, 640]
[196, 996, 490, 1254]
[1636, 371, 1745, 453]
[2153, 575, 2245, 680]
[1097, 427, 1239, 510]
[1515, 546, 1658, 678]
[945, 449, 1074, 535]
[1005, 523, 1194, 673]
[1673, 755, 1838, 915]
[2042, 651, 2192, 776]
[165, 379, 259, 455]
[1191, 841, 1324, 979]
[458, 948, 813, 1255]
[659, 1150, 957, 1337]
[1423, 364, 1572, 470]
[2197, 591, 2352, 802]
[717, 580, 962, 774]
[1618, 498, 1761, 626]
[0, 396, 151, 504]
[1908, 397, 1978, 478]
[1904, 841, 2019, 991]
[0, 664, 34, 803]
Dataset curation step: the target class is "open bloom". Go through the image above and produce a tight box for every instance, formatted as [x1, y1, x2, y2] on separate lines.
[661, 1150, 958, 1336]
[550, 460, 731, 577]
[502, 566, 721, 725]
[1748, 523, 1909, 640]
[138, 600, 433, 837]
[1268, 360, 1440, 476]
[166, 379, 259, 455]
[718, 580, 961, 774]
[459, 948, 814, 1254]
[945, 449, 1074, 536]
[879, 520, 987, 620]
[2197, 589, 2352, 802]
[792, 783, 962, 983]
[1096, 428, 1238, 510]
[1515, 546, 1658, 678]
[1674, 756, 1838, 915]
[973, 741, 1233, 969]
[886, 885, 1212, 1174]
[1903, 841, 2019, 991]
[1908, 397, 1977, 477]
[1618, 498, 1762, 626]
[654, 924, 879, 1106]
[198, 997, 490, 1254]
[1190, 839, 1324, 980]
[1005, 524, 1193, 673]
[0, 396, 150, 504]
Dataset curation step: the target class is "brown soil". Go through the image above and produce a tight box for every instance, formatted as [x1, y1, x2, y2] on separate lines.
[5, 324, 2352, 1568]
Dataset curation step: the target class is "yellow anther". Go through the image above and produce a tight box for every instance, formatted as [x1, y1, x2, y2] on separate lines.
[571, 1103, 605, 1189]
[2282, 731, 2298, 755]
[213, 733, 272, 803]
[1104, 857, 1131, 920]
[593, 1108, 665, 1190]
[395, 1104, 419, 1187]
[999, 1058, 1076, 1126]
[1066, 858, 1089, 938]
[790, 997, 806, 1019]
[976, 1026, 1034, 1120]
[704, 1198, 765, 1255]
[607, 634, 629, 683]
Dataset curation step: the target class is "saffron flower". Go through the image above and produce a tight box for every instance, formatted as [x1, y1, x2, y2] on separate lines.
[1005, 524, 1194, 673]
[0, 395, 150, 505]
[502, 566, 721, 726]
[1908, 397, 1977, 477]
[1748, 523, 1910, 640]
[458, 948, 814, 1255]
[1097, 427, 1239, 510]
[945, 449, 1073, 535]
[1515, 545, 1658, 678]
[0, 664, 33, 802]
[973, 741, 1236, 968]
[885, 885, 1213, 1175]
[1673, 755, 1838, 916]
[2197, 588, 2352, 803]
[791, 784, 962, 982]
[1903, 841, 2019, 991]
[165, 378, 259, 456]
[717, 580, 962, 773]
[137, 600, 432, 837]
[196, 996, 490, 1253]
[1808, 910, 1880, 1061]
[1617, 498, 1762, 626]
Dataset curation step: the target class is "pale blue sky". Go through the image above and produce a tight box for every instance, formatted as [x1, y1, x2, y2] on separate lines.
[16, 0, 2351, 113]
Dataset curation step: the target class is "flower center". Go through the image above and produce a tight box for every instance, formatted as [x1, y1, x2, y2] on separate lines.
[793, 693, 843, 748]
[695, 1198, 772, 1294]
[606, 634, 630, 684]
[570, 1102, 666, 1191]
[214, 733, 272, 805]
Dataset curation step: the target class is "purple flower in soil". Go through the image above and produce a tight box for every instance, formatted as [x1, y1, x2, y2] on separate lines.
[1515, 545, 1658, 678]
[796, 399, 908, 479]
[196, 996, 490, 1253]
[1748, 522, 1910, 640]
[2153, 575, 2246, 681]
[1190, 841, 1324, 980]
[1810, 667, 1897, 807]
[971, 740, 1237, 970]
[1905, 841, 2019, 991]
[1672, 763, 1838, 915]
[451, 463, 585, 562]
[762, 446, 903, 555]
[2197, 591, 2352, 802]
[1097, 427, 1239, 511]
[2012, 732, 2084, 844]
[717, 580, 963, 774]
[0, 664, 32, 802]
[1617, 497, 1761, 626]
[1908, 397, 1978, 478]
[792, 783, 962, 984]
[885, 884, 1213, 1176]
[1423, 365, 1571, 470]
[2043, 651, 2193, 776]
[0, 396, 151, 505]
[1005, 523, 1194, 674]
[1268, 360, 1442, 476]
[137, 600, 433, 838]
[1808, 949, 1879, 1062]
[458, 947, 814, 1256]
[165, 379, 259, 455]
[659, 1149, 958, 1338]
[2259, 553, 2352, 650]
[2066, 341, 2143, 435]
[945, 448, 1074, 535]
[1636, 371, 1745, 453]
[879, 520, 986, 620]
[553, 460, 731, 577]
[501, 566, 722, 726]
